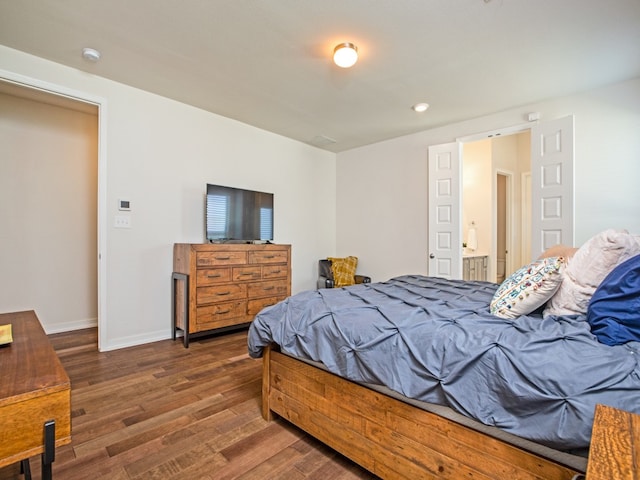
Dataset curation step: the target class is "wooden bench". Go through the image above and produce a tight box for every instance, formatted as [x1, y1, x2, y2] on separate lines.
[0, 310, 71, 479]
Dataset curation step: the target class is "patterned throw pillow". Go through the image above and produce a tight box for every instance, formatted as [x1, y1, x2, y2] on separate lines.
[328, 256, 358, 287]
[490, 257, 565, 319]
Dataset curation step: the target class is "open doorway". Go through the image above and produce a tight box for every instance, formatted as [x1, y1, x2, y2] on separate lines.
[496, 172, 509, 284]
[461, 131, 531, 282]
[0, 75, 105, 349]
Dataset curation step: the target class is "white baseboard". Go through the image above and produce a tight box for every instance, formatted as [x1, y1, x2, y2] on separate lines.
[33, 314, 178, 352]
[99, 329, 172, 352]
[44, 317, 98, 334]
[43, 320, 173, 353]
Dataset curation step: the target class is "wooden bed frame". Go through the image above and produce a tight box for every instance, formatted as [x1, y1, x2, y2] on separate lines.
[261, 345, 586, 480]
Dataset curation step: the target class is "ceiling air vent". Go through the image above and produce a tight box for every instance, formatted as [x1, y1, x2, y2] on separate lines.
[310, 135, 337, 147]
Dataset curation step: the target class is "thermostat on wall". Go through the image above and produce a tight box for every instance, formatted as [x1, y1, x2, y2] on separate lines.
[118, 199, 131, 211]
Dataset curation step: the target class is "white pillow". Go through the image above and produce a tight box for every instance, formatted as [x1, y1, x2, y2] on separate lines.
[490, 257, 565, 319]
[544, 229, 640, 318]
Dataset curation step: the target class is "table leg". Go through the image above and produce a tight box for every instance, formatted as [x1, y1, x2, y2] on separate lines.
[41, 420, 55, 480]
[20, 458, 32, 480]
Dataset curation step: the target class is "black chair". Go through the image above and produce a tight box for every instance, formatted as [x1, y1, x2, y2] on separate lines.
[317, 259, 371, 289]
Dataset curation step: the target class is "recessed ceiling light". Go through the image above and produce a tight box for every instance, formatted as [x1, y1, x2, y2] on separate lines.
[82, 47, 101, 62]
[412, 103, 429, 113]
[333, 43, 358, 68]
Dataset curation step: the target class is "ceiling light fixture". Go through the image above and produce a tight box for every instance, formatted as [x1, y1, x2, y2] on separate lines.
[82, 47, 101, 62]
[333, 43, 358, 68]
[412, 103, 429, 113]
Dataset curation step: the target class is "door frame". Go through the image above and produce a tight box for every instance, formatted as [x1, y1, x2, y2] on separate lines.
[0, 68, 108, 351]
[456, 122, 533, 144]
[494, 169, 514, 282]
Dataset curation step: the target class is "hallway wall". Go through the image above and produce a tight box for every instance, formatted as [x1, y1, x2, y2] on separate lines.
[0, 92, 98, 331]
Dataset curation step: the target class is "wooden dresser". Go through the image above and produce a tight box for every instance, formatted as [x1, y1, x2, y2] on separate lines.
[172, 243, 291, 347]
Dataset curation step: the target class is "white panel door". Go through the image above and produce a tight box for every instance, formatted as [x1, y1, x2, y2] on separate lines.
[428, 143, 462, 279]
[530, 116, 575, 259]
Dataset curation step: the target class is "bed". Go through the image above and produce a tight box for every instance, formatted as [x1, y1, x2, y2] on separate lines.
[247, 230, 640, 479]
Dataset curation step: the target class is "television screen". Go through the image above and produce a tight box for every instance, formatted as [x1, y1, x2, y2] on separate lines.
[206, 184, 274, 242]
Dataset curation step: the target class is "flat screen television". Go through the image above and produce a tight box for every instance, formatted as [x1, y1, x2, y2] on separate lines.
[206, 184, 274, 243]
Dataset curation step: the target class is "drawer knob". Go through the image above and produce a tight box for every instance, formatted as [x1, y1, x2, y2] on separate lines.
[215, 256, 232, 260]
[215, 309, 231, 315]
[264, 286, 275, 291]
[207, 274, 222, 278]
[217, 291, 231, 296]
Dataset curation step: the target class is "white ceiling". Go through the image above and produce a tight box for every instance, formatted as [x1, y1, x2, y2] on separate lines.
[1, 0, 639, 152]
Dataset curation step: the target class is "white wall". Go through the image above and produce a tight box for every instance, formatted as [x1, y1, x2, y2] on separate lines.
[337, 77, 640, 283]
[0, 45, 336, 350]
[462, 139, 492, 258]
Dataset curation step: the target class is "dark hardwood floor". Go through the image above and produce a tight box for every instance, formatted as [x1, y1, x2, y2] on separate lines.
[0, 328, 378, 479]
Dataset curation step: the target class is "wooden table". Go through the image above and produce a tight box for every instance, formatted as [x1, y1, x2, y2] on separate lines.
[0, 311, 71, 479]
[586, 404, 639, 479]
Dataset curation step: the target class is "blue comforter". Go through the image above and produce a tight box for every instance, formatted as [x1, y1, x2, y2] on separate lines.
[247, 275, 640, 450]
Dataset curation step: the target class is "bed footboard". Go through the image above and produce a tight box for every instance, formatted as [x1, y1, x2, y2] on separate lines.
[261, 344, 581, 480]
[261, 342, 275, 422]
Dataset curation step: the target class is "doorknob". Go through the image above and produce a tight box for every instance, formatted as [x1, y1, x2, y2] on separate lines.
[429, 253, 435, 259]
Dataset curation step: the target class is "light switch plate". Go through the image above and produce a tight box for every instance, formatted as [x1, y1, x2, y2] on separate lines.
[114, 215, 131, 228]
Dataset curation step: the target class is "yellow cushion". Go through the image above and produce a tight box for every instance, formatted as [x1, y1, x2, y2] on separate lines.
[328, 256, 358, 287]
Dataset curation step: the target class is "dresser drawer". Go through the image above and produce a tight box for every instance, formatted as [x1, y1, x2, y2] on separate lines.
[262, 265, 288, 279]
[248, 250, 288, 264]
[247, 280, 288, 298]
[197, 251, 247, 267]
[196, 301, 247, 328]
[196, 267, 231, 285]
[197, 283, 247, 305]
[248, 296, 284, 315]
[232, 266, 262, 282]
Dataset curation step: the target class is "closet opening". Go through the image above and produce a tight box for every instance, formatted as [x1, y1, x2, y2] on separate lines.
[0, 75, 106, 350]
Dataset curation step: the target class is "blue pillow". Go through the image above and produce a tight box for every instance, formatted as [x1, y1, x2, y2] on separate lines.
[587, 254, 640, 346]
